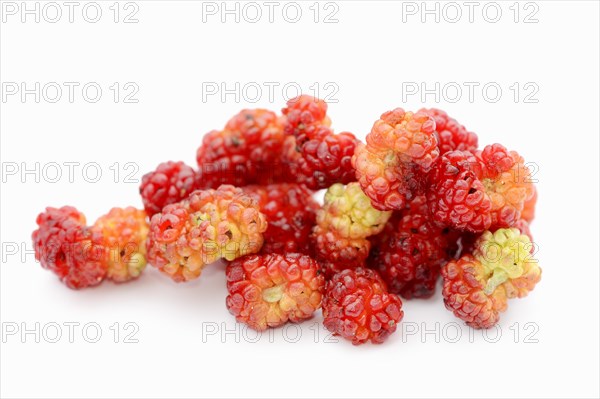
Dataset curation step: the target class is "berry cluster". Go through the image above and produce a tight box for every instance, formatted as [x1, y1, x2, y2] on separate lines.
[33, 98, 540, 345]
[32, 206, 149, 289]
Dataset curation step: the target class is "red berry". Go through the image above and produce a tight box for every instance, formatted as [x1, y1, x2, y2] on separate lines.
[226, 253, 325, 331]
[441, 228, 541, 328]
[441, 255, 507, 329]
[322, 268, 404, 345]
[313, 227, 371, 278]
[282, 95, 331, 140]
[32, 206, 106, 289]
[428, 145, 536, 233]
[196, 109, 286, 187]
[140, 161, 199, 217]
[242, 184, 319, 254]
[353, 108, 437, 210]
[284, 126, 358, 190]
[427, 150, 493, 233]
[476, 144, 536, 229]
[368, 196, 459, 299]
[420, 108, 478, 154]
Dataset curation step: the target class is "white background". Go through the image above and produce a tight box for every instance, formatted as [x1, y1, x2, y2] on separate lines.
[1, 1, 599, 398]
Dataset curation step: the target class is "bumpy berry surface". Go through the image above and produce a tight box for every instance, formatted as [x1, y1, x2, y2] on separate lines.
[282, 95, 331, 140]
[243, 184, 318, 254]
[352, 143, 424, 211]
[370, 108, 438, 171]
[441, 228, 541, 328]
[353, 109, 437, 210]
[313, 228, 371, 277]
[420, 108, 478, 154]
[139, 161, 199, 217]
[319, 183, 392, 238]
[473, 228, 541, 298]
[32, 206, 106, 289]
[313, 183, 391, 277]
[196, 109, 286, 187]
[92, 207, 149, 283]
[284, 126, 358, 190]
[147, 185, 267, 282]
[441, 255, 507, 329]
[322, 268, 404, 345]
[226, 253, 324, 331]
[368, 196, 459, 299]
[477, 144, 536, 229]
[427, 150, 492, 233]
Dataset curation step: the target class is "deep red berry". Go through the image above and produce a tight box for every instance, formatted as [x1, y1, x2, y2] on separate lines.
[140, 161, 199, 217]
[322, 268, 403, 345]
[427, 150, 492, 232]
[243, 184, 319, 254]
[420, 108, 478, 154]
[282, 95, 330, 140]
[226, 253, 324, 331]
[284, 126, 358, 190]
[368, 196, 459, 299]
[32, 206, 106, 289]
[196, 109, 286, 187]
[428, 144, 536, 233]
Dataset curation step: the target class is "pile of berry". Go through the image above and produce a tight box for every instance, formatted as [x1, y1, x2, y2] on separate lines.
[32, 96, 541, 345]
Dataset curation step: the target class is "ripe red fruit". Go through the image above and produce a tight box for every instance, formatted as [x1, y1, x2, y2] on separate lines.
[32, 206, 106, 289]
[242, 184, 318, 254]
[353, 108, 438, 210]
[140, 161, 199, 217]
[427, 144, 536, 233]
[282, 95, 331, 140]
[322, 268, 404, 345]
[196, 109, 286, 187]
[441, 254, 507, 329]
[226, 253, 325, 331]
[427, 150, 493, 232]
[420, 108, 478, 154]
[368, 196, 460, 299]
[476, 144, 536, 229]
[441, 228, 541, 328]
[284, 126, 358, 190]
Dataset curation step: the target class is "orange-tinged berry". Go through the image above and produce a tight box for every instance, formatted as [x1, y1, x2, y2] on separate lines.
[226, 253, 324, 331]
[92, 207, 149, 283]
